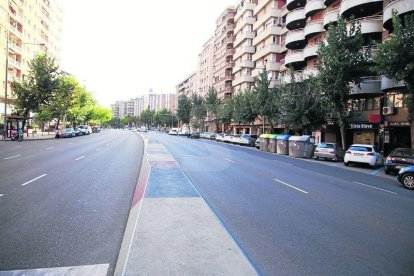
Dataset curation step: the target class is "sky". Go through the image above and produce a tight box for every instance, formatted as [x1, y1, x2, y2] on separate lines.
[60, 0, 236, 107]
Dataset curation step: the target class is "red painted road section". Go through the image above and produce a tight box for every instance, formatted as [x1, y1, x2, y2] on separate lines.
[131, 153, 150, 208]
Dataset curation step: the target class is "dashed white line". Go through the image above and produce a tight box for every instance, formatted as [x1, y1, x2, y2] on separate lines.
[21, 174, 47, 186]
[15, 146, 22, 148]
[274, 178, 309, 194]
[46, 147, 54, 150]
[273, 159, 293, 165]
[69, 142, 73, 145]
[75, 156, 85, 161]
[96, 147, 102, 151]
[223, 157, 236, 163]
[352, 181, 397, 194]
[200, 148, 208, 152]
[4, 155, 21, 160]
[0, 194, 4, 197]
[106, 143, 110, 146]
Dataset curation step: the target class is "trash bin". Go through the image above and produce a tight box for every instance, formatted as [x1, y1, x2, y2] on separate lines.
[268, 134, 278, 153]
[260, 134, 271, 151]
[276, 135, 291, 155]
[288, 135, 316, 158]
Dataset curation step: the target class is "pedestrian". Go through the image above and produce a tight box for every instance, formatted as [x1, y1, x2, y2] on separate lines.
[55, 129, 60, 139]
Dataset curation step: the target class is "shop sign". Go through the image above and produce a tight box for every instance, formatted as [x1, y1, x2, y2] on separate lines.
[348, 123, 378, 129]
[389, 122, 410, 127]
[369, 114, 381, 123]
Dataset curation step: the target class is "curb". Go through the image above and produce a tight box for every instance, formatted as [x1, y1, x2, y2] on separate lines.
[114, 133, 150, 276]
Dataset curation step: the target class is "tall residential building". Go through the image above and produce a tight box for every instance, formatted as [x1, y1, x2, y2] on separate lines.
[212, 7, 236, 100]
[232, 0, 257, 93]
[0, 0, 62, 122]
[197, 36, 214, 97]
[176, 71, 198, 97]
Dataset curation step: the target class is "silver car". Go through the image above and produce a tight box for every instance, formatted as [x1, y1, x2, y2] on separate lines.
[314, 142, 344, 161]
[239, 134, 258, 147]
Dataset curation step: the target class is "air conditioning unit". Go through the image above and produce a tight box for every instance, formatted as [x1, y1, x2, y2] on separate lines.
[326, 113, 336, 119]
[383, 106, 394, 116]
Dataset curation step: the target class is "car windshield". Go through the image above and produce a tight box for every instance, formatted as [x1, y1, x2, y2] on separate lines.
[349, 146, 372, 152]
[390, 148, 414, 157]
[318, 143, 334, 149]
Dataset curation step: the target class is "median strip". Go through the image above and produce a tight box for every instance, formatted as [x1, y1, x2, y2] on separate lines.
[75, 156, 85, 161]
[352, 181, 397, 194]
[4, 155, 21, 160]
[273, 178, 308, 194]
[21, 174, 47, 186]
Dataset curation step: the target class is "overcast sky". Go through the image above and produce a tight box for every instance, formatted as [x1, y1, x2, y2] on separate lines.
[60, 0, 236, 107]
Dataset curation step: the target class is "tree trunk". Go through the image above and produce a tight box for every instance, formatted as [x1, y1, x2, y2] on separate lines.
[340, 123, 347, 150]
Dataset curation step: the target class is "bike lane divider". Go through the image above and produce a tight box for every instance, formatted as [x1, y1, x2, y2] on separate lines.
[21, 174, 47, 186]
[116, 136, 258, 276]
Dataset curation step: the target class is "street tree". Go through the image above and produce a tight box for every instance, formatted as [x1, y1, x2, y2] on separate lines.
[204, 87, 222, 131]
[140, 109, 154, 128]
[13, 54, 60, 131]
[67, 86, 96, 125]
[232, 89, 257, 128]
[316, 17, 371, 149]
[176, 94, 192, 126]
[374, 12, 414, 148]
[190, 94, 206, 130]
[91, 106, 113, 124]
[217, 98, 233, 132]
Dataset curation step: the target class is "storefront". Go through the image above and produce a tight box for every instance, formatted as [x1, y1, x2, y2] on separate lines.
[346, 123, 380, 148]
[383, 121, 411, 155]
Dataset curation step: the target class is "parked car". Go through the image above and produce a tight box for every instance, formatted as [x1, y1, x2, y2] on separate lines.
[239, 134, 257, 147]
[230, 134, 241, 144]
[397, 166, 414, 190]
[189, 131, 200, 139]
[78, 125, 92, 135]
[209, 133, 217, 140]
[178, 129, 190, 136]
[139, 126, 147, 132]
[73, 127, 80, 136]
[169, 128, 178, 135]
[314, 142, 344, 161]
[200, 132, 211, 139]
[255, 137, 261, 149]
[384, 148, 414, 174]
[223, 134, 233, 143]
[65, 127, 76, 138]
[215, 133, 225, 142]
[344, 144, 383, 168]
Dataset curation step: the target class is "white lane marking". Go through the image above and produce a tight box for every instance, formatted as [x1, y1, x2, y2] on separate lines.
[223, 157, 236, 163]
[274, 178, 309, 194]
[200, 147, 208, 152]
[75, 156, 85, 161]
[15, 146, 22, 148]
[21, 174, 47, 186]
[0, 194, 4, 197]
[273, 159, 293, 165]
[106, 143, 110, 146]
[96, 147, 102, 151]
[4, 155, 21, 160]
[69, 142, 73, 145]
[352, 181, 397, 194]
[46, 147, 54, 150]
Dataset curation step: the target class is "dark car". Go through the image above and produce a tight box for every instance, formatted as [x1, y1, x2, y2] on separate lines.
[385, 148, 414, 174]
[189, 131, 200, 139]
[397, 166, 414, 190]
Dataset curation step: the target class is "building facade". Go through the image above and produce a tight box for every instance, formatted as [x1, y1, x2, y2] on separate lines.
[0, 0, 62, 124]
[197, 36, 215, 97]
[176, 71, 197, 97]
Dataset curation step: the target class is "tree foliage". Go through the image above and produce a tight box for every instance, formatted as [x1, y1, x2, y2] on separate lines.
[204, 87, 222, 130]
[176, 94, 192, 125]
[232, 89, 257, 125]
[190, 94, 206, 129]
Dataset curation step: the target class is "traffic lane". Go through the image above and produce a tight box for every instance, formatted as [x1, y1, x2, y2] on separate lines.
[0, 131, 122, 196]
[156, 134, 414, 275]
[0, 131, 143, 275]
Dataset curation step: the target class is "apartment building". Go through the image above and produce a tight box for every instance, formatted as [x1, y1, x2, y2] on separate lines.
[197, 36, 214, 97]
[232, 0, 257, 93]
[212, 7, 236, 100]
[0, 0, 62, 123]
[176, 71, 197, 97]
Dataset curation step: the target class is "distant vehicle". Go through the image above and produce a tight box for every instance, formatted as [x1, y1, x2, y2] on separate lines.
[397, 166, 414, 190]
[239, 134, 257, 147]
[215, 133, 225, 142]
[344, 144, 383, 168]
[223, 134, 233, 143]
[189, 131, 200, 139]
[384, 148, 414, 174]
[255, 137, 261, 149]
[178, 129, 190, 136]
[78, 125, 92, 135]
[169, 128, 178, 135]
[209, 133, 217, 140]
[230, 134, 241, 144]
[139, 126, 147, 132]
[65, 127, 76, 138]
[314, 142, 344, 161]
[200, 132, 212, 139]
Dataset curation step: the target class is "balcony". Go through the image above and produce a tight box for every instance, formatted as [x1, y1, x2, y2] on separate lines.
[226, 36, 235, 46]
[8, 43, 22, 54]
[9, 12, 22, 23]
[286, 8, 306, 30]
[252, 43, 285, 61]
[381, 77, 406, 92]
[253, 25, 284, 45]
[233, 45, 255, 60]
[213, 61, 234, 74]
[233, 74, 255, 86]
[282, 70, 304, 83]
[340, 0, 383, 19]
[233, 30, 255, 47]
[235, 2, 257, 21]
[8, 58, 21, 69]
[240, 60, 255, 69]
[9, 25, 22, 38]
[349, 76, 382, 95]
[253, 7, 282, 29]
[383, 0, 414, 30]
[304, 20, 324, 38]
[234, 16, 256, 34]
[266, 61, 282, 71]
[284, 50, 305, 67]
[285, 29, 306, 49]
[305, 0, 325, 17]
[304, 43, 319, 59]
[303, 66, 319, 78]
[224, 48, 235, 57]
[323, 8, 339, 29]
[287, 0, 306, 11]
[361, 15, 383, 34]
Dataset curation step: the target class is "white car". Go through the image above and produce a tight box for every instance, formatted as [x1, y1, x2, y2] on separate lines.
[169, 128, 178, 135]
[230, 134, 241, 144]
[139, 126, 147, 132]
[215, 133, 225, 142]
[77, 125, 92, 135]
[223, 134, 233, 143]
[344, 144, 383, 168]
[178, 129, 190, 136]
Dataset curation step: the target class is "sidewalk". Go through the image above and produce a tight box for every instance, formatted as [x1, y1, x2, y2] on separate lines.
[115, 135, 257, 276]
[1, 132, 55, 141]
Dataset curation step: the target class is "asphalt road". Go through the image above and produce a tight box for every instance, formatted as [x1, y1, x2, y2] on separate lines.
[149, 132, 414, 275]
[0, 130, 143, 275]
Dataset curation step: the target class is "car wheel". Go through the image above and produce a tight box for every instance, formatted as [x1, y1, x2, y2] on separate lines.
[401, 173, 414, 190]
[344, 161, 349, 166]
